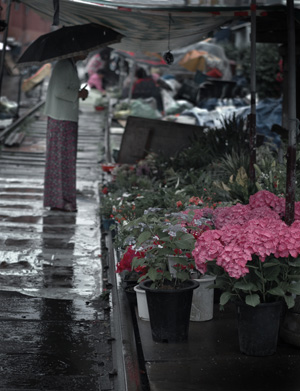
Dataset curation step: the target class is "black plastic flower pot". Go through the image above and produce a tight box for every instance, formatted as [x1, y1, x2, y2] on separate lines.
[236, 300, 283, 356]
[139, 279, 199, 343]
[124, 285, 137, 307]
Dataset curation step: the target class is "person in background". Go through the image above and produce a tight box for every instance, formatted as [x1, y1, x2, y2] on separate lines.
[132, 67, 163, 111]
[43, 55, 89, 212]
[85, 47, 111, 77]
[87, 68, 106, 92]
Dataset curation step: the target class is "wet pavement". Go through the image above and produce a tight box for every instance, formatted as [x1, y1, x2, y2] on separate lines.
[0, 74, 118, 390]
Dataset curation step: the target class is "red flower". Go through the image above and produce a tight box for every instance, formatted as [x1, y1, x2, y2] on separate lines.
[101, 187, 109, 194]
[134, 265, 148, 276]
[116, 246, 145, 273]
[174, 248, 183, 255]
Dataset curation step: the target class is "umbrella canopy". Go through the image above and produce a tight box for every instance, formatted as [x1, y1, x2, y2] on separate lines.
[17, 23, 123, 67]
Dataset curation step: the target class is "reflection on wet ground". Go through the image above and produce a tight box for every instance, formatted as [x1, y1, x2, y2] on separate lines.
[0, 95, 114, 389]
[0, 291, 112, 390]
[0, 179, 103, 301]
[42, 214, 76, 290]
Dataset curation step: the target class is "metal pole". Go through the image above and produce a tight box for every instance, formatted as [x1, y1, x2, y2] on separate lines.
[128, 61, 136, 102]
[248, 0, 256, 184]
[285, 0, 297, 225]
[0, 0, 12, 97]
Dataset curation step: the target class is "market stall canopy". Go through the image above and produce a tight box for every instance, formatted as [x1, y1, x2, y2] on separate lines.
[17, 0, 300, 52]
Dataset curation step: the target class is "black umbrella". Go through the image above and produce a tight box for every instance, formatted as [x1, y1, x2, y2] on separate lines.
[17, 23, 123, 67]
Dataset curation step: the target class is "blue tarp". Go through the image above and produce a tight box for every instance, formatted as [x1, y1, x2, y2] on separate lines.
[182, 97, 282, 146]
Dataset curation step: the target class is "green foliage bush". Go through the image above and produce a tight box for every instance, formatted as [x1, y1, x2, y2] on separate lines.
[221, 42, 282, 99]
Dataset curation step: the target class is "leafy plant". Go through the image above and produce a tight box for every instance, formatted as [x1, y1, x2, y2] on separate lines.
[122, 211, 197, 289]
[222, 42, 282, 99]
[168, 116, 248, 173]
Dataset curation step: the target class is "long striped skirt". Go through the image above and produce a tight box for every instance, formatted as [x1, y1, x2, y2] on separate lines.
[43, 117, 78, 211]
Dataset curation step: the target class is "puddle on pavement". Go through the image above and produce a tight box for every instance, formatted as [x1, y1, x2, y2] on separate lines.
[0, 291, 108, 390]
[0, 209, 102, 301]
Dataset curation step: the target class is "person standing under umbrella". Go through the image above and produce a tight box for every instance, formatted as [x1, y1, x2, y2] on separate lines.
[43, 55, 88, 212]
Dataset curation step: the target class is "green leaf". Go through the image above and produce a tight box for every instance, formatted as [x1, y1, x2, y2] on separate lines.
[284, 295, 295, 309]
[288, 259, 300, 267]
[233, 281, 255, 291]
[245, 294, 260, 307]
[220, 291, 233, 306]
[263, 261, 280, 267]
[287, 281, 300, 295]
[254, 269, 265, 281]
[263, 266, 280, 281]
[267, 286, 285, 297]
[176, 271, 190, 281]
[132, 257, 145, 269]
[136, 230, 152, 245]
[170, 256, 188, 266]
[148, 268, 159, 282]
[173, 234, 195, 250]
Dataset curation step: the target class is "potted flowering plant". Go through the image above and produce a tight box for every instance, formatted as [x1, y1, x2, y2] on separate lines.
[193, 190, 300, 309]
[193, 217, 300, 308]
[120, 208, 204, 342]
[122, 209, 198, 288]
[192, 190, 300, 355]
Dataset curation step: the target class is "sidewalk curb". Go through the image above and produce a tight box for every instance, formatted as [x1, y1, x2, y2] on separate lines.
[105, 231, 150, 391]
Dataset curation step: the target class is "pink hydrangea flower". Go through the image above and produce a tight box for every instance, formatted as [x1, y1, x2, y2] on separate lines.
[193, 211, 300, 280]
[213, 204, 251, 229]
[249, 190, 280, 209]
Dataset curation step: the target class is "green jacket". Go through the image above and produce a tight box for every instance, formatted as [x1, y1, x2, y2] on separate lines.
[44, 58, 80, 122]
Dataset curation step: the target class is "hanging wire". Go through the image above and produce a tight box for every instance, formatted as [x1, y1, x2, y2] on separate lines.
[163, 13, 174, 65]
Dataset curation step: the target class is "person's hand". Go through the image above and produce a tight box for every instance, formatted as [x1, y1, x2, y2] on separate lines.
[78, 86, 89, 100]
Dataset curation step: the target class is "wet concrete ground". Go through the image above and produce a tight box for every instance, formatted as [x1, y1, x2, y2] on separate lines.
[0, 74, 118, 390]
